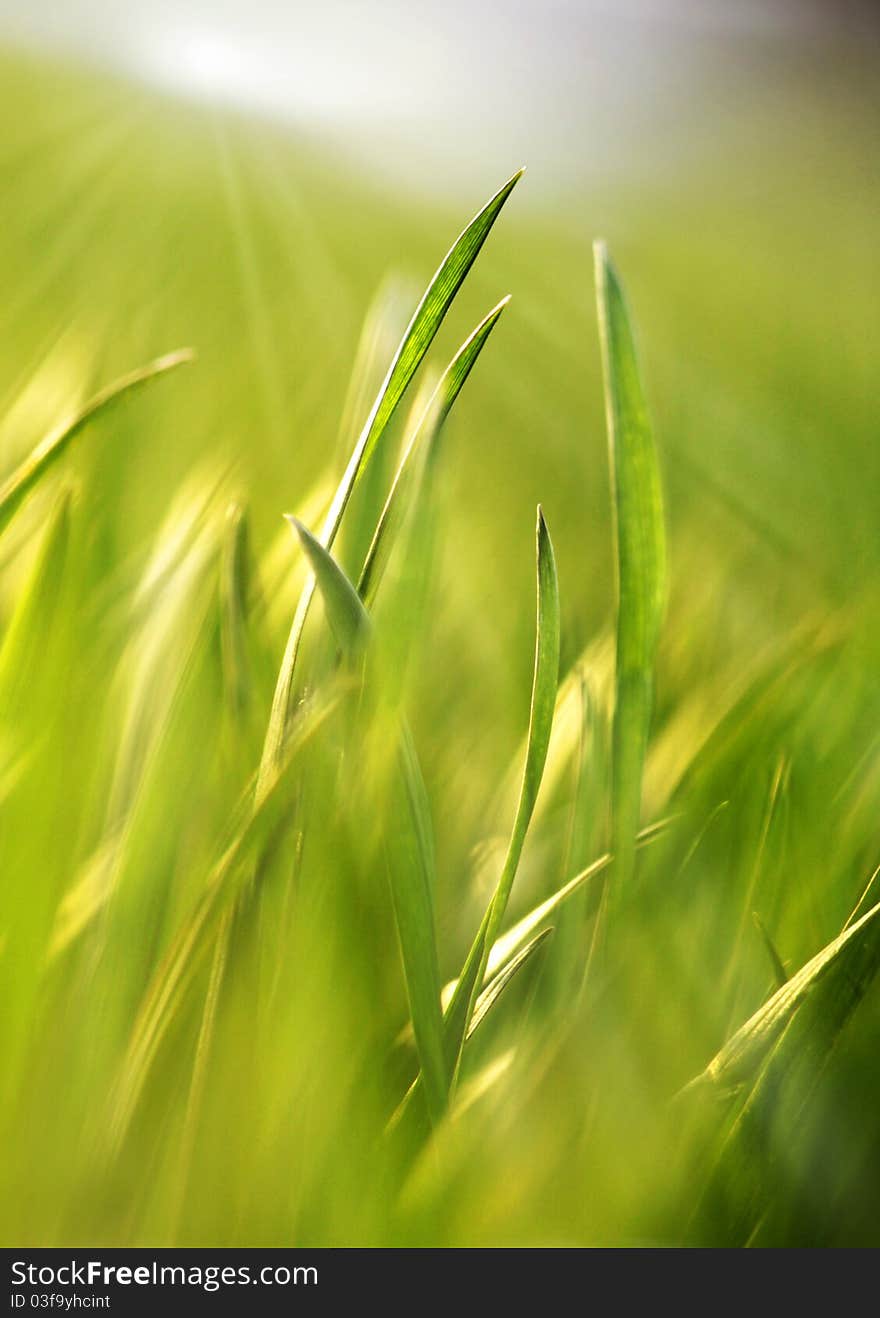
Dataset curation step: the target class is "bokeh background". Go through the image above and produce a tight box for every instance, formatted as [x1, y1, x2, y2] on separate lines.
[1, 0, 879, 1246]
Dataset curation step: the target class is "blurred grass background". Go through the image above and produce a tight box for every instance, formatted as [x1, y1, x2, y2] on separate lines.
[1, 3, 880, 1245]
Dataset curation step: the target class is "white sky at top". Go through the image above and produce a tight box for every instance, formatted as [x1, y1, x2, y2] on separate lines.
[0, 1, 858, 193]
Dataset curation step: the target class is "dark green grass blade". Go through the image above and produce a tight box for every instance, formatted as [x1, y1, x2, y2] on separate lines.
[0, 350, 193, 538]
[287, 519, 448, 1124]
[594, 241, 666, 889]
[259, 170, 523, 789]
[752, 913, 789, 990]
[690, 896, 880, 1093]
[358, 297, 509, 607]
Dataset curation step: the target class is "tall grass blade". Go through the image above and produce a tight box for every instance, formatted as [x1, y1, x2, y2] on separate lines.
[259, 170, 523, 788]
[594, 241, 666, 889]
[287, 519, 448, 1124]
[443, 507, 559, 1088]
[358, 297, 509, 606]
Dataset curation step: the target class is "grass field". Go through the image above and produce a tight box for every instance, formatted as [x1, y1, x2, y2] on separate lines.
[1, 44, 880, 1246]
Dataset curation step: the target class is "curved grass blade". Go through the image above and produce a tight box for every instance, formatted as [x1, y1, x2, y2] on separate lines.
[433, 857, 604, 1020]
[287, 519, 448, 1125]
[467, 927, 553, 1041]
[258, 170, 523, 789]
[594, 241, 666, 889]
[437, 816, 666, 1014]
[443, 507, 559, 1088]
[689, 895, 880, 1094]
[0, 349, 193, 538]
[485, 852, 610, 982]
[358, 297, 509, 607]
[285, 518, 370, 658]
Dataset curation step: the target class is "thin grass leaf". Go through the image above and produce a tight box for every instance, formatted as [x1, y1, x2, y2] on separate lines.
[0, 350, 193, 537]
[287, 519, 448, 1124]
[258, 170, 523, 790]
[690, 896, 880, 1093]
[467, 927, 553, 1040]
[443, 507, 559, 1088]
[594, 241, 666, 889]
[438, 817, 666, 1013]
[486, 853, 610, 981]
[220, 501, 254, 719]
[752, 913, 788, 990]
[358, 297, 509, 607]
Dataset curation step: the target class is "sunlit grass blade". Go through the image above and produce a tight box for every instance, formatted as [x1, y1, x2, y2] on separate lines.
[258, 170, 523, 789]
[435, 853, 609, 1018]
[438, 816, 667, 1013]
[467, 928, 553, 1041]
[358, 297, 509, 606]
[443, 507, 559, 1089]
[594, 241, 666, 889]
[689, 895, 880, 1094]
[287, 519, 448, 1124]
[485, 853, 610, 982]
[0, 349, 193, 538]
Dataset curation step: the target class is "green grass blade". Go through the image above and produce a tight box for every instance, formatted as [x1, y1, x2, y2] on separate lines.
[594, 241, 666, 889]
[288, 518, 448, 1124]
[358, 297, 509, 607]
[485, 853, 611, 981]
[691, 896, 880, 1093]
[752, 912, 789, 990]
[258, 170, 523, 788]
[467, 927, 553, 1041]
[436, 853, 609, 1016]
[0, 350, 193, 538]
[285, 517, 370, 657]
[443, 507, 560, 1086]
